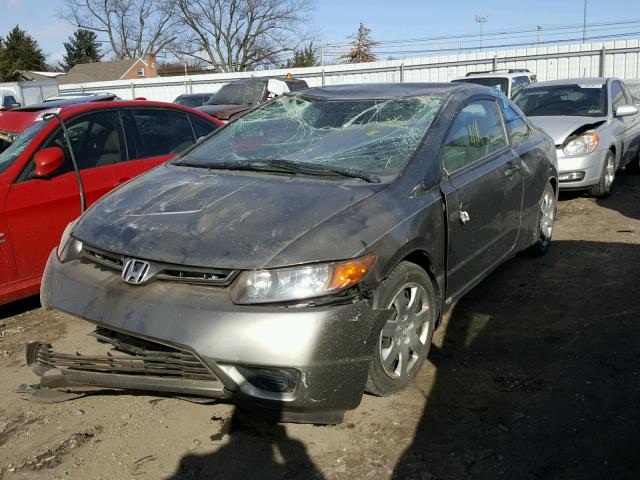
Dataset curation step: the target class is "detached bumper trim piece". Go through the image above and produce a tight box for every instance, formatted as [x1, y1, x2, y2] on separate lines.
[25, 337, 225, 398]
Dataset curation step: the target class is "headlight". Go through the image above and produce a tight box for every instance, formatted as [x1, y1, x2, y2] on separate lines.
[563, 131, 600, 156]
[56, 220, 83, 262]
[230, 254, 377, 304]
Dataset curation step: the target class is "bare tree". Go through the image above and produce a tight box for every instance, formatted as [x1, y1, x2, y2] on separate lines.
[60, 0, 177, 60]
[173, 0, 312, 72]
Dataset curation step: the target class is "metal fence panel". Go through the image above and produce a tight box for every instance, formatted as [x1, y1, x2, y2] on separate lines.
[60, 39, 640, 102]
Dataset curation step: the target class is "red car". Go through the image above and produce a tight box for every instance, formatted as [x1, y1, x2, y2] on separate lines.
[0, 95, 222, 305]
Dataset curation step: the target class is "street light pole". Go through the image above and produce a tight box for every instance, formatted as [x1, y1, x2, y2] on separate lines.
[475, 15, 488, 50]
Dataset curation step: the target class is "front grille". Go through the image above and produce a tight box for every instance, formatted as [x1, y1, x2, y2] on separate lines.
[34, 328, 218, 382]
[81, 244, 236, 286]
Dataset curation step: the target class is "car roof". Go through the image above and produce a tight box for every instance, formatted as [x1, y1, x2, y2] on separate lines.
[298, 82, 473, 100]
[13, 94, 119, 111]
[178, 93, 214, 98]
[460, 70, 534, 80]
[0, 98, 222, 133]
[528, 77, 612, 88]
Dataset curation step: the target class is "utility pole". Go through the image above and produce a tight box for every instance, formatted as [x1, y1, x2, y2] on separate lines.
[320, 42, 324, 67]
[582, 0, 588, 43]
[536, 26, 542, 47]
[475, 15, 488, 50]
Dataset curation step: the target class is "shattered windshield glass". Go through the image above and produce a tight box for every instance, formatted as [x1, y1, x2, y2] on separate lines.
[207, 83, 266, 105]
[176, 94, 443, 179]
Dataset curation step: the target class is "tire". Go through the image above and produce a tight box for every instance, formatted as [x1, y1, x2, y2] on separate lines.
[588, 151, 616, 198]
[365, 262, 438, 396]
[524, 182, 556, 257]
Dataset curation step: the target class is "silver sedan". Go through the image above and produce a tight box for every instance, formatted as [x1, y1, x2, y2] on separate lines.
[514, 77, 640, 197]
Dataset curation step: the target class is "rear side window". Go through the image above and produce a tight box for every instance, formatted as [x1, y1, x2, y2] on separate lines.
[511, 76, 530, 97]
[130, 109, 196, 158]
[498, 96, 530, 144]
[189, 114, 217, 139]
[442, 100, 507, 172]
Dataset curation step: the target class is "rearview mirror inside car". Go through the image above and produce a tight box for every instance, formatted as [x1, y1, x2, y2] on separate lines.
[615, 104, 639, 117]
[33, 147, 65, 178]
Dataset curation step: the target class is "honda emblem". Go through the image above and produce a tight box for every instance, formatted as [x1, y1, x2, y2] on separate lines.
[122, 259, 152, 285]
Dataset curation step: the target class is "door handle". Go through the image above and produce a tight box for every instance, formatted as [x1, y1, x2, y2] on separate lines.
[504, 162, 521, 177]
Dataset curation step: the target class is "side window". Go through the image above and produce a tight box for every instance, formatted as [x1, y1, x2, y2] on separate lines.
[189, 114, 217, 139]
[130, 109, 196, 158]
[442, 100, 508, 173]
[3, 95, 17, 108]
[621, 83, 636, 105]
[611, 81, 626, 111]
[43, 111, 125, 176]
[499, 96, 530, 144]
[511, 77, 528, 97]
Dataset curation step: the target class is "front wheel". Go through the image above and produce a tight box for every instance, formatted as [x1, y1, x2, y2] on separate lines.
[524, 181, 556, 256]
[365, 262, 438, 396]
[588, 151, 616, 198]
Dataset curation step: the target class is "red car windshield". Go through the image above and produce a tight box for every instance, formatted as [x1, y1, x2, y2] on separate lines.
[0, 120, 48, 174]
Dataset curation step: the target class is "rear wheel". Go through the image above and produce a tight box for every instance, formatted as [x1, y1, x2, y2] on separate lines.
[588, 151, 615, 198]
[365, 262, 437, 396]
[524, 182, 556, 256]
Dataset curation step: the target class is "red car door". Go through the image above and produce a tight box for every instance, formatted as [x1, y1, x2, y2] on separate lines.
[5, 110, 128, 280]
[0, 184, 18, 288]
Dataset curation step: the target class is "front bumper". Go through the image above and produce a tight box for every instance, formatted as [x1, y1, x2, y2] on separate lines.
[34, 250, 389, 421]
[555, 146, 607, 190]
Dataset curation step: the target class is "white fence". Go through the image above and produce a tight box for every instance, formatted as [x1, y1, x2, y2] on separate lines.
[59, 39, 640, 103]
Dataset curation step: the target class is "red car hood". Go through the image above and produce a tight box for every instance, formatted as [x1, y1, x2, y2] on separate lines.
[0, 110, 37, 134]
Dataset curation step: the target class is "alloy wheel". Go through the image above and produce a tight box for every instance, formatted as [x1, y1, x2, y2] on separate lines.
[379, 283, 432, 379]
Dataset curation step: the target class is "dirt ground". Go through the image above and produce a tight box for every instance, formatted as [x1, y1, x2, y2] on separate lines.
[1, 174, 639, 480]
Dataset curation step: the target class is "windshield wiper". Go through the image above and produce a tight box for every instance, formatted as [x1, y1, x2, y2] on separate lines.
[175, 159, 381, 183]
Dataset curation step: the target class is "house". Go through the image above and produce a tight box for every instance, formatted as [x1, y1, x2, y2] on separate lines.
[58, 54, 158, 85]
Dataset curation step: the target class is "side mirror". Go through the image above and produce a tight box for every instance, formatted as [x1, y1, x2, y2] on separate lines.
[33, 147, 65, 178]
[615, 104, 639, 117]
[10, 102, 21, 109]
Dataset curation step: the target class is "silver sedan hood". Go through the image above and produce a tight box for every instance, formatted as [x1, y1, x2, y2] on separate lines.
[528, 116, 607, 144]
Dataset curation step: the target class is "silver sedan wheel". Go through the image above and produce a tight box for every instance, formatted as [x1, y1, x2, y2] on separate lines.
[540, 184, 556, 240]
[604, 154, 615, 190]
[379, 283, 432, 379]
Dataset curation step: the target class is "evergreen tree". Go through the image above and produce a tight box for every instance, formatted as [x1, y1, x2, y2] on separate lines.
[0, 26, 47, 81]
[284, 43, 318, 68]
[341, 22, 379, 64]
[60, 29, 102, 71]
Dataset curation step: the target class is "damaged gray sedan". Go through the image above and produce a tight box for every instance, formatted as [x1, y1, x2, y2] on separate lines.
[31, 83, 557, 423]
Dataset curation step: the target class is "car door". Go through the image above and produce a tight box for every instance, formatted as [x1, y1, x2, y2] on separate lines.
[120, 108, 215, 181]
[440, 98, 524, 301]
[620, 81, 640, 165]
[5, 110, 127, 280]
[0, 184, 18, 291]
[611, 80, 638, 166]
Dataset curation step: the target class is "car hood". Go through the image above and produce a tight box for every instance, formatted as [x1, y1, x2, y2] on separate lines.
[196, 104, 250, 120]
[73, 164, 383, 270]
[528, 115, 607, 144]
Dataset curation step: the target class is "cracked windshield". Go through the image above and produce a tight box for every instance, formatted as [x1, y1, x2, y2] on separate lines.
[176, 94, 443, 178]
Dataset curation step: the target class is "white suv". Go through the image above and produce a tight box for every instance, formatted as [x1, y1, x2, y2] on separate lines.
[451, 69, 537, 98]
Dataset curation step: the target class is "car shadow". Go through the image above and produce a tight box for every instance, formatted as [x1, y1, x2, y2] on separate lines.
[1, 295, 40, 320]
[391, 239, 640, 479]
[166, 405, 325, 480]
[595, 172, 640, 221]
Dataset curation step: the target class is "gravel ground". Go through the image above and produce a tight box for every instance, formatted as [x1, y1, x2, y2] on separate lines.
[1, 173, 639, 480]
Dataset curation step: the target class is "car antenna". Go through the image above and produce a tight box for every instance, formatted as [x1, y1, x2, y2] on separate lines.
[42, 112, 85, 213]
